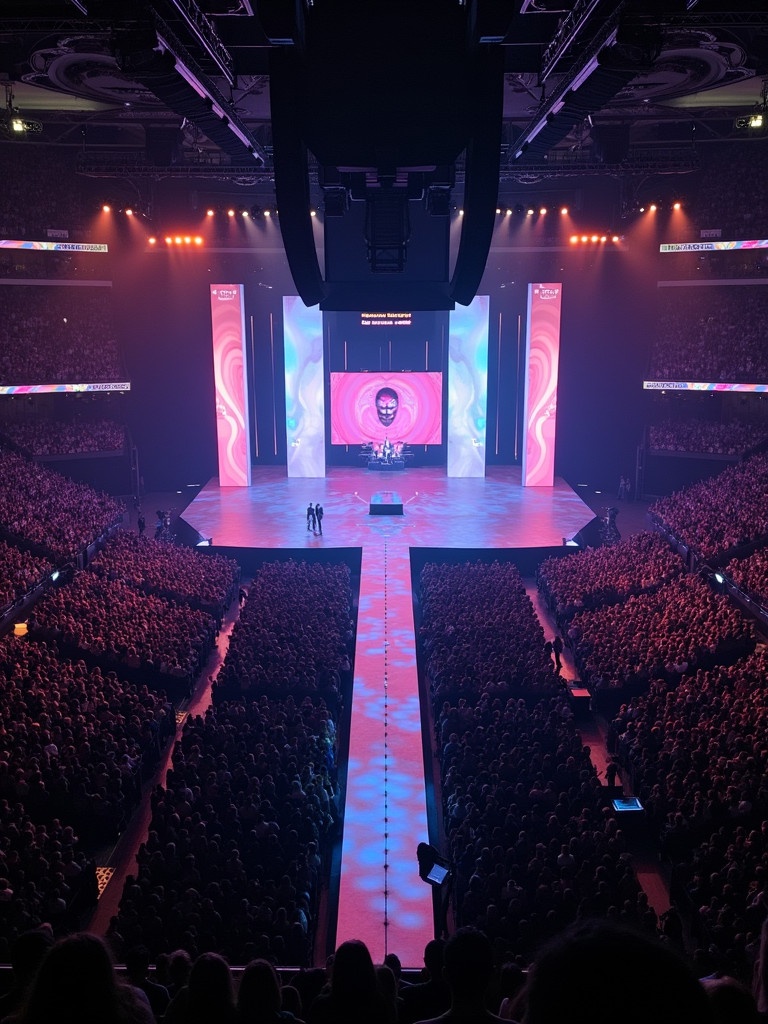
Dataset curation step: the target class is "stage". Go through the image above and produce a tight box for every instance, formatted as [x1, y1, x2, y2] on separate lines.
[181, 465, 594, 551]
[180, 464, 594, 965]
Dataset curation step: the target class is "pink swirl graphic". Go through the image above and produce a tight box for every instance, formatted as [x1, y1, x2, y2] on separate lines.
[210, 285, 250, 487]
[523, 284, 562, 487]
[330, 372, 442, 445]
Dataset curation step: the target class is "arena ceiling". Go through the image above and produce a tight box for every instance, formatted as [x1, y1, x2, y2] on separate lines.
[1, 1, 766, 176]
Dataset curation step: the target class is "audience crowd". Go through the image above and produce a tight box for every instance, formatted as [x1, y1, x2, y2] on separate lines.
[650, 286, 768, 383]
[89, 532, 240, 622]
[0, 448, 124, 562]
[0, 148, 89, 241]
[692, 143, 768, 242]
[419, 560, 561, 701]
[0, 418, 126, 456]
[649, 452, 768, 562]
[611, 647, 768, 981]
[0, 541, 53, 611]
[648, 417, 768, 456]
[0, 630, 180, 956]
[27, 571, 217, 692]
[213, 560, 352, 708]
[567, 574, 754, 691]
[537, 532, 683, 623]
[724, 547, 768, 610]
[0, 285, 123, 385]
[110, 559, 350, 966]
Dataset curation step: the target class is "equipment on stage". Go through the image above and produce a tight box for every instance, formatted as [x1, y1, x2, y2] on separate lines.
[360, 440, 411, 470]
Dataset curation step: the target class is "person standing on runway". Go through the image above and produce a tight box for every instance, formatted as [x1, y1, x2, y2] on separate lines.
[315, 503, 324, 535]
[307, 502, 316, 532]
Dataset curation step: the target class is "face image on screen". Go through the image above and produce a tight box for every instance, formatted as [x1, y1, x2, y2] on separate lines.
[330, 372, 443, 445]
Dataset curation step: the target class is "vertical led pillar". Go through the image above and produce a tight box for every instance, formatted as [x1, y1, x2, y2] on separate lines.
[447, 294, 489, 477]
[284, 296, 325, 477]
[522, 283, 562, 487]
[210, 284, 251, 487]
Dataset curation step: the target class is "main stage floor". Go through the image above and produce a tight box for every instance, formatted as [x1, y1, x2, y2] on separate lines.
[182, 465, 595, 550]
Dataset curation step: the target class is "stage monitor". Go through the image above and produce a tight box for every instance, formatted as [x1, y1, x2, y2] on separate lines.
[611, 797, 644, 813]
[330, 371, 442, 445]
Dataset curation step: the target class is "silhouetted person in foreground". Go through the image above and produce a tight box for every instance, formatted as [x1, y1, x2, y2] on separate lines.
[308, 939, 392, 1024]
[14, 932, 153, 1024]
[514, 920, 714, 1024]
[416, 927, 508, 1024]
[399, 939, 450, 1024]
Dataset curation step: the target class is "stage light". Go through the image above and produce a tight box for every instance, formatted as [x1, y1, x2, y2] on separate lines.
[496, 208, 501, 215]
[458, 209, 464, 216]
[570, 235, 578, 244]
[591, 234, 598, 242]
[102, 204, 111, 213]
[649, 203, 657, 212]
[242, 210, 249, 217]
[539, 207, 547, 215]
[639, 206, 645, 213]
[561, 206, 568, 215]
[227, 209, 235, 217]
[612, 235, 619, 242]
[581, 235, 588, 242]
[125, 208, 133, 216]
[673, 201, 681, 210]
[207, 209, 215, 217]
[148, 237, 156, 245]
[264, 210, 271, 217]
[506, 209, 512, 216]
[183, 236, 191, 244]
[527, 208, 534, 216]
[750, 112, 764, 128]
[165, 236, 172, 245]
[600, 235, 606, 242]
[174, 236, 182, 244]
[310, 209, 317, 217]
[194, 236, 203, 245]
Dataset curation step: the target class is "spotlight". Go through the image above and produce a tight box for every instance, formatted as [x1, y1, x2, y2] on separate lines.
[591, 234, 598, 242]
[612, 235, 619, 242]
[539, 207, 547, 215]
[310, 209, 317, 217]
[125, 208, 133, 216]
[649, 203, 657, 212]
[600, 235, 606, 242]
[750, 112, 764, 129]
[174, 236, 182, 244]
[148, 237, 156, 245]
[165, 236, 172, 245]
[527, 208, 534, 216]
[561, 206, 569, 215]
[673, 201, 681, 210]
[639, 206, 645, 213]
[264, 210, 271, 217]
[206, 209, 215, 217]
[506, 208, 512, 216]
[570, 235, 578, 244]
[581, 235, 588, 242]
[227, 209, 235, 217]
[458, 209, 464, 216]
[183, 236, 191, 244]
[242, 210, 249, 218]
[102, 204, 111, 213]
[194, 236, 203, 245]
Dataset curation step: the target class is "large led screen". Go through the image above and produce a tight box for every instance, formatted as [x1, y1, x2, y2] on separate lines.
[330, 372, 442, 445]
